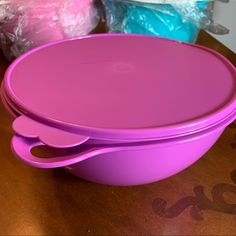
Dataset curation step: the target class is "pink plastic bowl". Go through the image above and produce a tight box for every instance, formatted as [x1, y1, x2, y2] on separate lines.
[1, 34, 236, 186]
[0, 0, 99, 59]
[0, 94, 230, 186]
[12, 126, 226, 186]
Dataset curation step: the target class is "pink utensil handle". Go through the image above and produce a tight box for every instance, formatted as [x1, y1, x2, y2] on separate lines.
[11, 135, 104, 168]
[11, 135, 168, 169]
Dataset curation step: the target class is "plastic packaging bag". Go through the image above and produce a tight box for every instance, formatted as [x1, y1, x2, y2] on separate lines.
[0, 0, 100, 61]
[103, 0, 229, 43]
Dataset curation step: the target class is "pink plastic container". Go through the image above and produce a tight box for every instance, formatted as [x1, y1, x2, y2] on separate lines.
[1, 34, 236, 186]
[0, 0, 99, 60]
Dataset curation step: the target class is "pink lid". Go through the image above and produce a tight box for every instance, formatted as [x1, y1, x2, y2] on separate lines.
[3, 34, 236, 140]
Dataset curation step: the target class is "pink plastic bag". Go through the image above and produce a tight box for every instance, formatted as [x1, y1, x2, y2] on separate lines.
[0, 0, 100, 60]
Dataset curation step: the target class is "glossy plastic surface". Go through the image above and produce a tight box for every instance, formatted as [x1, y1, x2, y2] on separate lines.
[3, 34, 236, 141]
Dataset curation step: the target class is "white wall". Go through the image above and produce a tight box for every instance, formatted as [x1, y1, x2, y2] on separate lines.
[211, 0, 236, 53]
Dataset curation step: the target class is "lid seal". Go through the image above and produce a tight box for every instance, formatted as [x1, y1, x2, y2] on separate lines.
[4, 34, 236, 140]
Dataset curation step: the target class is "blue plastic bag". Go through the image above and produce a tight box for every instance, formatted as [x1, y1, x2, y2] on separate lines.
[103, 0, 221, 43]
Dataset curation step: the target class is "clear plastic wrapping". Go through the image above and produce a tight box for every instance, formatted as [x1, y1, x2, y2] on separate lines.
[0, 0, 100, 61]
[103, 0, 229, 43]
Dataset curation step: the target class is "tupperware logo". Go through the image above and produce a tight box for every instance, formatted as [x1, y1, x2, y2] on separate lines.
[112, 63, 133, 73]
[152, 122, 236, 221]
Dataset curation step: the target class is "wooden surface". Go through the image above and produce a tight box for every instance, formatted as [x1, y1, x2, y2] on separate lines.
[0, 31, 236, 235]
